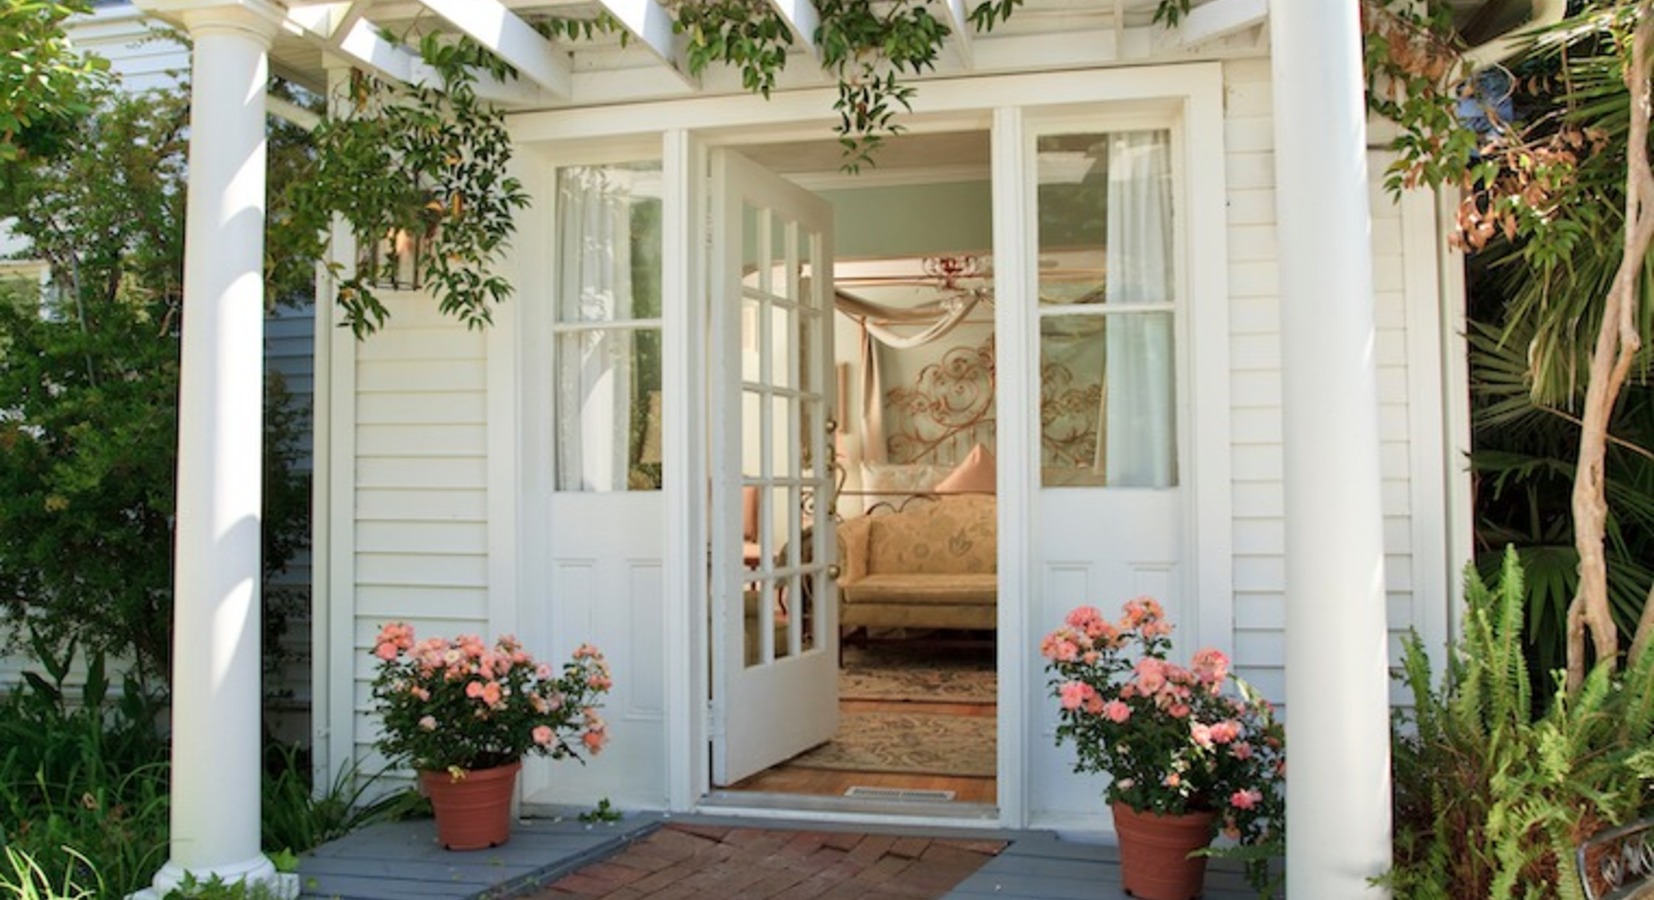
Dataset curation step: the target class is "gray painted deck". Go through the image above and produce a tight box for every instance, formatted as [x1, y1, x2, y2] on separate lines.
[943, 831, 1261, 899]
[298, 813, 664, 900]
[297, 813, 1267, 899]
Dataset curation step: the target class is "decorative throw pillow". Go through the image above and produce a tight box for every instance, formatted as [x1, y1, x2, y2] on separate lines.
[860, 462, 953, 496]
[934, 444, 997, 493]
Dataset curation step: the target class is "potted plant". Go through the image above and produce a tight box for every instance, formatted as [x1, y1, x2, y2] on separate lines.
[1042, 598, 1284, 900]
[369, 622, 613, 850]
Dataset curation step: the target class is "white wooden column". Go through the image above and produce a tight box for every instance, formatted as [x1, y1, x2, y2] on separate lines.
[1270, 2, 1394, 897]
[135, 1, 285, 895]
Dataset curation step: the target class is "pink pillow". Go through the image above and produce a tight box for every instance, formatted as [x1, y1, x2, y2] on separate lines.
[934, 444, 997, 493]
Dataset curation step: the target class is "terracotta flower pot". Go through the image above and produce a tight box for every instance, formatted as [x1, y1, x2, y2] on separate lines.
[1112, 801, 1217, 900]
[420, 760, 522, 850]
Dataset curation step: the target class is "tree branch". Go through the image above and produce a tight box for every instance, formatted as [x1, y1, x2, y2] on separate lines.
[1567, 1, 1654, 691]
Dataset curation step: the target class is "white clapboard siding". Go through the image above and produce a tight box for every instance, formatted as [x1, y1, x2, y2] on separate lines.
[74, 4, 188, 94]
[1223, 58, 1450, 708]
[349, 292, 490, 765]
[266, 302, 317, 741]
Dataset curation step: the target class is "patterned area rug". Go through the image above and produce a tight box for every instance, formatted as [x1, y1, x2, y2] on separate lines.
[789, 710, 996, 777]
[838, 644, 997, 704]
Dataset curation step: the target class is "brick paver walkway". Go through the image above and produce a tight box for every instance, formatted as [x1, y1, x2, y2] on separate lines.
[527, 823, 1006, 900]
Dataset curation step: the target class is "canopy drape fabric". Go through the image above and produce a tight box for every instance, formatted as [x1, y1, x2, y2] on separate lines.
[857, 323, 887, 464]
[555, 167, 635, 492]
[835, 289, 984, 350]
[1103, 130, 1177, 487]
[836, 288, 986, 463]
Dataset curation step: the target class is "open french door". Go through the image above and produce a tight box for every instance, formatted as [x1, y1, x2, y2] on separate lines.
[709, 149, 839, 786]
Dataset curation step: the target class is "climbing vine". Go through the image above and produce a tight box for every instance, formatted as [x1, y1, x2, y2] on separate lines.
[672, 0, 1032, 170]
[286, 34, 529, 337]
[288, 0, 1203, 330]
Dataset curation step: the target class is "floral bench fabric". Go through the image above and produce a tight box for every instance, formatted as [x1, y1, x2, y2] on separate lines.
[836, 494, 997, 633]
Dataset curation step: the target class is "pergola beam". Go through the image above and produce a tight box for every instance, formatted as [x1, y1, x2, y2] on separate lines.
[939, 0, 974, 69]
[268, 93, 321, 130]
[1177, 0, 1267, 48]
[418, 0, 573, 97]
[329, 0, 371, 47]
[288, 8, 550, 106]
[762, 0, 819, 57]
[592, 0, 696, 86]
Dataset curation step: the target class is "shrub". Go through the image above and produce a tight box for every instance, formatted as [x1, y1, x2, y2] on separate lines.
[0, 640, 419, 899]
[1386, 548, 1654, 897]
[368, 624, 612, 772]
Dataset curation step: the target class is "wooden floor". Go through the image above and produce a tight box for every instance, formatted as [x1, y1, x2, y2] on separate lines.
[727, 698, 997, 805]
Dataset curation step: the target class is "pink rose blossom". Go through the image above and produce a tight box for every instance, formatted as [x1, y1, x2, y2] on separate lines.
[1231, 742, 1254, 760]
[1060, 681, 1093, 711]
[1192, 647, 1229, 686]
[465, 681, 485, 699]
[375, 643, 398, 661]
[1134, 658, 1167, 694]
[532, 725, 553, 746]
[1209, 720, 1241, 744]
[1230, 789, 1262, 810]
[1190, 721, 1213, 749]
[1065, 606, 1104, 630]
[1140, 619, 1174, 638]
[1101, 700, 1131, 723]
[418, 715, 437, 731]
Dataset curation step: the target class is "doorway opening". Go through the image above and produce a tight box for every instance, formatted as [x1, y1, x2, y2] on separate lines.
[710, 130, 1002, 812]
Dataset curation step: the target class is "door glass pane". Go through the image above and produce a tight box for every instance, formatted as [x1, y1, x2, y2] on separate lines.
[741, 296, 761, 382]
[553, 161, 663, 492]
[772, 300, 797, 391]
[1040, 312, 1176, 488]
[1036, 130, 1172, 309]
[742, 202, 760, 273]
[555, 328, 664, 491]
[743, 579, 770, 668]
[800, 570, 818, 650]
[770, 396, 794, 479]
[556, 164, 663, 322]
[771, 216, 791, 301]
[801, 397, 822, 478]
[742, 390, 763, 480]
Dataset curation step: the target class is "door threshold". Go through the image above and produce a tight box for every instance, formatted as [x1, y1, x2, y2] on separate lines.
[696, 790, 1000, 828]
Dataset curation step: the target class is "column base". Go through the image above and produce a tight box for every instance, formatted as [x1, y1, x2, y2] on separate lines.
[128, 854, 298, 900]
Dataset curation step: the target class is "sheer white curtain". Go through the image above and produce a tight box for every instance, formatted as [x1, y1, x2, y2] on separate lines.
[556, 167, 635, 492]
[1103, 131, 1176, 487]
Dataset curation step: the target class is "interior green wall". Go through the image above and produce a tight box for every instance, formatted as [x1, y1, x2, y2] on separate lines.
[819, 180, 992, 258]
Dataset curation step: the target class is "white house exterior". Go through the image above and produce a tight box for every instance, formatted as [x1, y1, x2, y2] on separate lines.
[67, 0, 1513, 896]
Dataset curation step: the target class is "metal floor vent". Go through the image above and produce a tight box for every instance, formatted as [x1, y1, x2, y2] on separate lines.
[843, 786, 956, 803]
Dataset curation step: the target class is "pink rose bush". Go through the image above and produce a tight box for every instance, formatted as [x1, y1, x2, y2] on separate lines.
[1043, 598, 1284, 880]
[369, 622, 613, 772]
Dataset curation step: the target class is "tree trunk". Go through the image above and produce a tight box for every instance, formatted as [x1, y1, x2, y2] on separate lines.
[1567, 3, 1654, 691]
[1629, 580, 1654, 669]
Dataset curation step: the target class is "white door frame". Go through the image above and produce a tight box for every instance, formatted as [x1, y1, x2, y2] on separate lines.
[508, 63, 1234, 828]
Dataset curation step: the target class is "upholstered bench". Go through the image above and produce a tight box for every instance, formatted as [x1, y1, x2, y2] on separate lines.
[835, 493, 997, 641]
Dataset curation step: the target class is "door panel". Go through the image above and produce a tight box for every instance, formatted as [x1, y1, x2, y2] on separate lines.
[710, 150, 838, 786]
